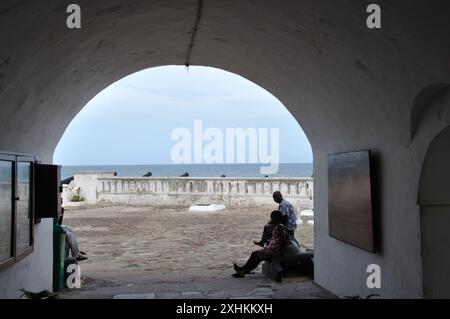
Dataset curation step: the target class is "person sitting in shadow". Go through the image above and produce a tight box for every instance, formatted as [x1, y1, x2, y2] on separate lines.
[272, 191, 300, 247]
[233, 210, 286, 278]
[58, 207, 88, 261]
[254, 212, 304, 255]
[253, 191, 300, 248]
[253, 215, 277, 247]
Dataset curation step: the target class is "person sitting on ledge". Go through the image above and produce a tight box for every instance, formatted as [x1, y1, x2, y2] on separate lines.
[253, 214, 277, 247]
[233, 210, 286, 278]
[58, 207, 88, 261]
[272, 191, 300, 247]
[254, 191, 300, 248]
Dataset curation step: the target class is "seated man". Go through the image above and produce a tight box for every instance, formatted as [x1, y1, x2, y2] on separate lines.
[58, 208, 88, 261]
[254, 191, 300, 248]
[232, 210, 286, 278]
[273, 191, 300, 247]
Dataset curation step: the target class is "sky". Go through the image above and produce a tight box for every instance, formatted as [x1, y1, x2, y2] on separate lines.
[53, 66, 312, 165]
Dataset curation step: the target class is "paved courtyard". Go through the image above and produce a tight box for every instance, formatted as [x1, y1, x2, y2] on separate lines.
[58, 204, 334, 299]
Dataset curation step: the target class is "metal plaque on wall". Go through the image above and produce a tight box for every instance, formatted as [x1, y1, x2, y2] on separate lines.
[328, 150, 374, 252]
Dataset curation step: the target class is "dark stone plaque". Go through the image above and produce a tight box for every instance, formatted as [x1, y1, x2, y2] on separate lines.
[328, 150, 374, 252]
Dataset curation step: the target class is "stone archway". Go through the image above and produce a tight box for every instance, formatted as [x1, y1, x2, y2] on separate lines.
[419, 125, 450, 298]
[2, 0, 450, 298]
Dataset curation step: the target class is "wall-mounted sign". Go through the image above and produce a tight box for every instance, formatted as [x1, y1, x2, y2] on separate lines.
[328, 150, 375, 252]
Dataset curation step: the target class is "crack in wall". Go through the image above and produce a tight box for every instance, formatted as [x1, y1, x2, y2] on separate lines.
[185, 0, 203, 67]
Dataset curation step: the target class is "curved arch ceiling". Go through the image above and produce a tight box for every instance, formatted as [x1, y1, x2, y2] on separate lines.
[2, 1, 449, 161]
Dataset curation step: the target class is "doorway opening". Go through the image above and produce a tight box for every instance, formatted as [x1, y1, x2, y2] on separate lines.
[53, 66, 325, 298]
[419, 125, 450, 298]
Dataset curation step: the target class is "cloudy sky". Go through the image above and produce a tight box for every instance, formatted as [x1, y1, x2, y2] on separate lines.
[53, 66, 312, 165]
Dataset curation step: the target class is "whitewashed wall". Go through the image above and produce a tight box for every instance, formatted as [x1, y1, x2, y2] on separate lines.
[63, 172, 314, 210]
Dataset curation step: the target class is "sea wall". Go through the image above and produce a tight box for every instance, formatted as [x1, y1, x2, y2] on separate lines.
[62, 172, 314, 210]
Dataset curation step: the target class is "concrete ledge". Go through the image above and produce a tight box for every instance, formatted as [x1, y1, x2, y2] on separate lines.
[262, 251, 314, 282]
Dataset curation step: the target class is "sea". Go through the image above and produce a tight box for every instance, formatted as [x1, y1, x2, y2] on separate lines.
[61, 163, 313, 179]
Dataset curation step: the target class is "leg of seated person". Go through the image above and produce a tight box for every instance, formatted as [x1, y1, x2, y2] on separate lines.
[235, 249, 274, 277]
[65, 231, 80, 257]
[255, 223, 275, 246]
[65, 241, 70, 257]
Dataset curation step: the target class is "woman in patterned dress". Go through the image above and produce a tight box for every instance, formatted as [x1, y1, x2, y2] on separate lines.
[233, 210, 286, 278]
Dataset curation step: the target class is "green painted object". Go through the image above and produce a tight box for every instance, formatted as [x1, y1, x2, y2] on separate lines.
[52, 219, 65, 292]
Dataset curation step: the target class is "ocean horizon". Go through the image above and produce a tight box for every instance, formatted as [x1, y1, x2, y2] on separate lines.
[60, 163, 313, 179]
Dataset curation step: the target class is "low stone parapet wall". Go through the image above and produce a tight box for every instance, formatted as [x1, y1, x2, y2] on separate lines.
[63, 172, 314, 211]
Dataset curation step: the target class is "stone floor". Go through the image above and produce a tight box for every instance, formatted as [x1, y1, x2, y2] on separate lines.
[58, 204, 335, 299]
